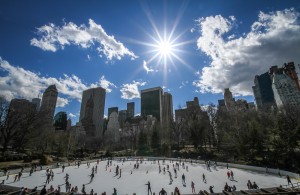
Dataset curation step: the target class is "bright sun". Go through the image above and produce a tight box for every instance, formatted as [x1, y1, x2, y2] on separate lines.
[158, 41, 173, 56]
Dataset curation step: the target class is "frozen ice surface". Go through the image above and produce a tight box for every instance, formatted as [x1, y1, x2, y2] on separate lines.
[0, 159, 294, 195]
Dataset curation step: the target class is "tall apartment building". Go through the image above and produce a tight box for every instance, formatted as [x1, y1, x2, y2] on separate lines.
[271, 67, 300, 109]
[224, 88, 235, 111]
[40, 85, 58, 119]
[175, 97, 201, 123]
[79, 87, 106, 139]
[127, 102, 135, 119]
[252, 72, 275, 110]
[162, 92, 173, 124]
[283, 62, 300, 91]
[118, 110, 127, 128]
[32, 98, 41, 112]
[6, 99, 36, 146]
[108, 107, 118, 118]
[141, 87, 163, 122]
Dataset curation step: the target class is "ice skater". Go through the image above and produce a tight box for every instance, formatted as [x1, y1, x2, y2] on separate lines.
[174, 187, 180, 195]
[89, 172, 94, 183]
[191, 181, 195, 194]
[232, 185, 236, 191]
[203, 173, 206, 183]
[247, 180, 253, 189]
[62, 165, 65, 172]
[6, 171, 9, 180]
[227, 171, 230, 179]
[18, 172, 22, 181]
[81, 184, 86, 195]
[51, 170, 54, 181]
[118, 169, 122, 178]
[159, 188, 167, 195]
[145, 181, 152, 195]
[252, 182, 259, 189]
[64, 173, 69, 183]
[209, 186, 214, 193]
[230, 170, 234, 180]
[168, 171, 173, 184]
[287, 175, 293, 187]
[182, 173, 186, 186]
[46, 173, 51, 184]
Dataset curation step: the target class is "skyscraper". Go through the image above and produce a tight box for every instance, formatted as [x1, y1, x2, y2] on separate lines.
[8, 99, 36, 126]
[224, 88, 235, 111]
[79, 87, 106, 139]
[32, 98, 41, 112]
[141, 87, 163, 122]
[53, 111, 67, 130]
[127, 102, 135, 119]
[271, 68, 300, 109]
[6, 99, 36, 146]
[252, 72, 275, 110]
[283, 62, 300, 91]
[118, 110, 127, 128]
[108, 107, 118, 118]
[162, 92, 173, 124]
[39, 85, 58, 119]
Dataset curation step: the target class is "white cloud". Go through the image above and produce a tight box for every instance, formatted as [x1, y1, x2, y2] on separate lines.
[193, 8, 300, 96]
[87, 54, 91, 60]
[57, 97, 69, 107]
[31, 19, 138, 61]
[0, 58, 115, 107]
[97, 75, 116, 93]
[120, 80, 146, 100]
[143, 61, 155, 73]
[69, 113, 76, 118]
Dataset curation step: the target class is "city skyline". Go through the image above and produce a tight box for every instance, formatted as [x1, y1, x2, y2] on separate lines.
[1, 0, 300, 124]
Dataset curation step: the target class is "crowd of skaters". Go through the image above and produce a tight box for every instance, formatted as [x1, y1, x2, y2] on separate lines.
[0, 157, 296, 195]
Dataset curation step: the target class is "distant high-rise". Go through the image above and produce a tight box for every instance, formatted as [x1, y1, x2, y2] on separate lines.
[32, 98, 41, 112]
[175, 97, 201, 123]
[141, 87, 163, 122]
[127, 102, 135, 118]
[6, 99, 36, 146]
[224, 88, 235, 111]
[79, 87, 106, 139]
[283, 62, 300, 91]
[186, 97, 199, 109]
[8, 99, 36, 124]
[54, 111, 67, 130]
[271, 68, 300, 109]
[118, 110, 127, 128]
[218, 99, 225, 106]
[108, 107, 118, 118]
[162, 92, 173, 125]
[252, 72, 275, 110]
[40, 85, 58, 118]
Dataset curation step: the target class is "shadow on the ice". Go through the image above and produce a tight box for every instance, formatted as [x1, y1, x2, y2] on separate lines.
[6, 181, 16, 184]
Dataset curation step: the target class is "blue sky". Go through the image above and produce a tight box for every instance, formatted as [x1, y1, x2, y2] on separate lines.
[1, 0, 300, 124]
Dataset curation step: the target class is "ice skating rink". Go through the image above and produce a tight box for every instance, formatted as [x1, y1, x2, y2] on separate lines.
[0, 159, 294, 195]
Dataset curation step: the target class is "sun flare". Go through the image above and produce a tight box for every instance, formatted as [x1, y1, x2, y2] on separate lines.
[157, 40, 173, 56]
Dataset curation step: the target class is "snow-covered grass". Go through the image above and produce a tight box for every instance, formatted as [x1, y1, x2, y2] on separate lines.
[0, 159, 293, 195]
